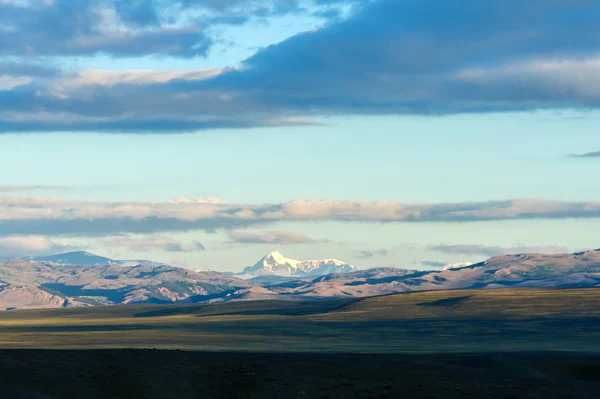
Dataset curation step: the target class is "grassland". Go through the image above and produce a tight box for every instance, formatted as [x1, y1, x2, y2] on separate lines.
[1, 288, 600, 353]
[1, 288, 600, 398]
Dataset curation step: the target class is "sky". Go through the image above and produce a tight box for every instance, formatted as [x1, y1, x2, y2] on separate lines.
[1, 0, 600, 271]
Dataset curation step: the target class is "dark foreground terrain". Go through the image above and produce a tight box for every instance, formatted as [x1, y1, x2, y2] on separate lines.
[1, 350, 600, 398]
[1, 288, 600, 397]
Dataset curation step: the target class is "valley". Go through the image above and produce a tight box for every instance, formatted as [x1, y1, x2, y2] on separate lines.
[1, 288, 599, 353]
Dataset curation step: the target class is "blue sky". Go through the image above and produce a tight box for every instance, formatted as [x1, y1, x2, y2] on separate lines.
[1, 0, 600, 271]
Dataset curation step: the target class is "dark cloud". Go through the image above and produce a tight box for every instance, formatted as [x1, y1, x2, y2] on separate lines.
[355, 249, 388, 259]
[569, 151, 600, 158]
[200, 0, 600, 116]
[115, 0, 160, 27]
[0, 0, 212, 58]
[0, 61, 63, 78]
[227, 230, 325, 245]
[1, 0, 600, 132]
[101, 235, 206, 252]
[429, 244, 569, 257]
[0, 0, 354, 60]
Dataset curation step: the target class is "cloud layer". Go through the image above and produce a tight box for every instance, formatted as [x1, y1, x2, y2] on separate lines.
[0, 236, 82, 258]
[0, 185, 69, 192]
[569, 151, 600, 158]
[101, 235, 206, 252]
[3, 196, 600, 237]
[3, 0, 600, 132]
[356, 249, 388, 259]
[0, 0, 351, 59]
[429, 244, 570, 257]
[227, 230, 324, 245]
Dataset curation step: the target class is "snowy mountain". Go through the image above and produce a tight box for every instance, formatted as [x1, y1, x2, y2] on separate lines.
[257, 249, 600, 299]
[237, 251, 358, 278]
[27, 251, 163, 267]
[4, 248, 600, 310]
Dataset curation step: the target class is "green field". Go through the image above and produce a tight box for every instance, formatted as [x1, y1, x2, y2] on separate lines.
[1, 288, 600, 353]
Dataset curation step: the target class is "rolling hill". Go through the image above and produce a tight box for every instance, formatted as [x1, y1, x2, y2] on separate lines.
[0, 258, 252, 309]
[1, 288, 600, 353]
[260, 249, 600, 298]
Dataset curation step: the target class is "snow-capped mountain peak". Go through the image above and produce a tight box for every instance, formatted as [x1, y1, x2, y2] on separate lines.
[259, 251, 299, 269]
[239, 251, 358, 278]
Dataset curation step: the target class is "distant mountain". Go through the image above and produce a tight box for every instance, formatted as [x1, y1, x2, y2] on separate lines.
[247, 275, 314, 285]
[237, 251, 358, 279]
[27, 251, 162, 267]
[0, 258, 252, 310]
[3, 249, 600, 310]
[256, 250, 600, 298]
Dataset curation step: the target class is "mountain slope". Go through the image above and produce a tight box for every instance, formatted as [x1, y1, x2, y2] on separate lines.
[28, 251, 162, 267]
[238, 251, 358, 278]
[0, 259, 253, 309]
[3, 249, 600, 309]
[261, 250, 600, 299]
[0, 284, 85, 310]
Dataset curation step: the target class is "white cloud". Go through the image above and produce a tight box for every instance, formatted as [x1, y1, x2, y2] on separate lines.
[0, 76, 31, 90]
[100, 235, 205, 252]
[443, 261, 474, 270]
[430, 244, 570, 257]
[2, 196, 600, 237]
[227, 230, 325, 245]
[49, 68, 223, 95]
[0, 236, 82, 258]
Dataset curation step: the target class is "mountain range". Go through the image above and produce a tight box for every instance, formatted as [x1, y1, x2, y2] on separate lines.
[236, 251, 359, 279]
[24, 251, 163, 267]
[0, 249, 599, 310]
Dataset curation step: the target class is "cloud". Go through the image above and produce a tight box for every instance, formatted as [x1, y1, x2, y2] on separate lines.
[421, 261, 445, 268]
[0, 236, 82, 258]
[421, 260, 474, 270]
[0, 61, 63, 78]
[0, 0, 352, 60]
[0, 185, 70, 192]
[2, 0, 600, 132]
[429, 244, 569, 257]
[355, 249, 388, 259]
[227, 230, 325, 245]
[100, 235, 206, 252]
[569, 151, 600, 158]
[3, 196, 600, 237]
[442, 261, 474, 270]
[0, 0, 211, 58]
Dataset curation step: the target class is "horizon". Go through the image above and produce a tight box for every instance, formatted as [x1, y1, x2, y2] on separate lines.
[5, 247, 599, 275]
